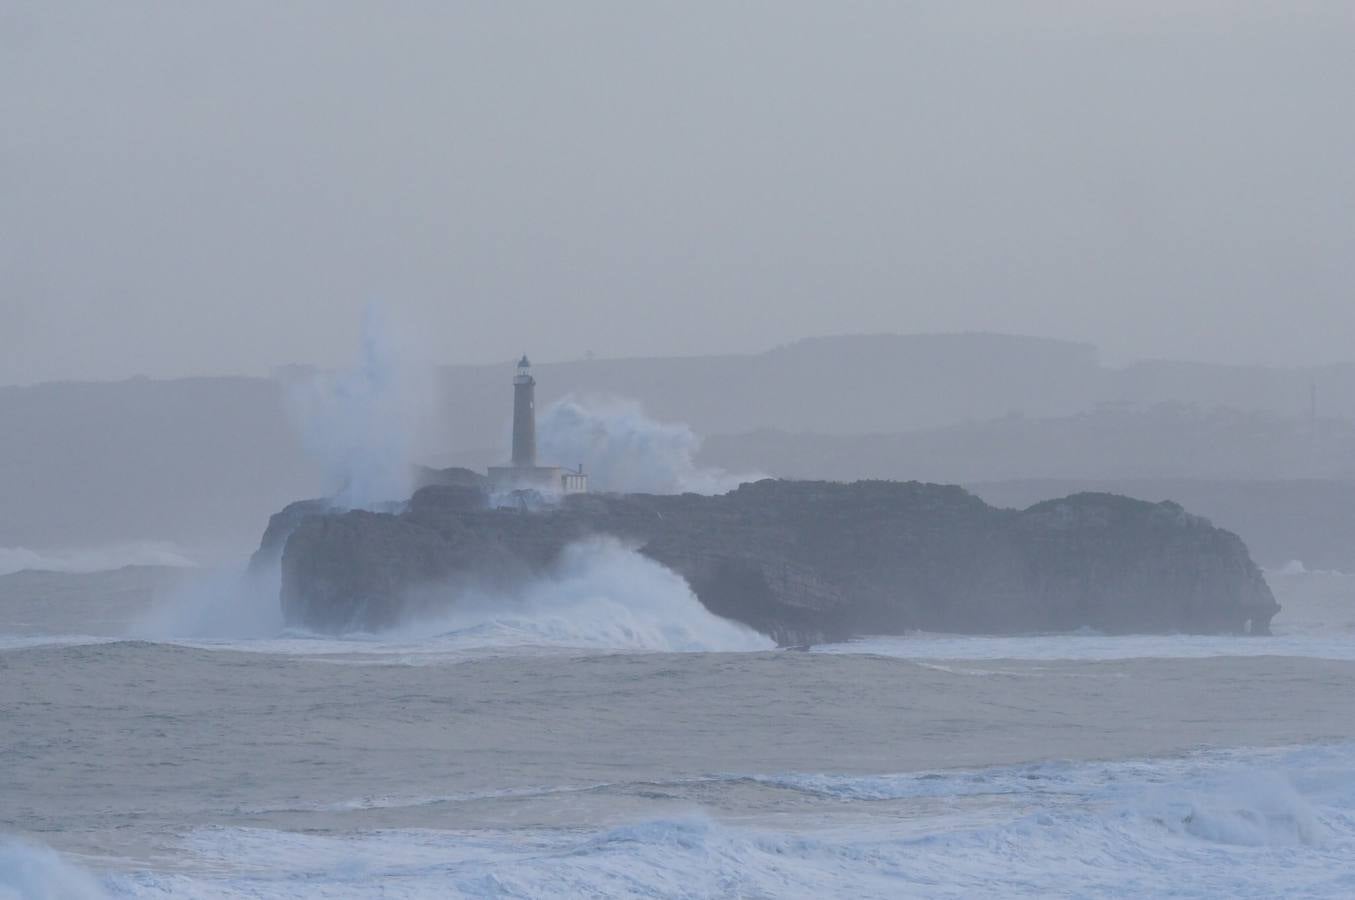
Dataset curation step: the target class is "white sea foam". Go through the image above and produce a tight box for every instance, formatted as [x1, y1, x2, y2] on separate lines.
[538, 395, 764, 495]
[0, 543, 195, 577]
[286, 303, 432, 511]
[131, 564, 284, 641]
[0, 634, 120, 652]
[1268, 560, 1353, 577]
[121, 539, 772, 657]
[82, 743, 1355, 899]
[398, 538, 773, 653]
[814, 631, 1355, 661]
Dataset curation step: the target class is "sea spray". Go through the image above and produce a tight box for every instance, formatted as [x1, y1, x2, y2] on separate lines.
[538, 395, 765, 495]
[128, 539, 772, 653]
[401, 538, 775, 652]
[1158, 770, 1328, 847]
[131, 563, 284, 640]
[286, 304, 432, 511]
[0, 836, 108, 900]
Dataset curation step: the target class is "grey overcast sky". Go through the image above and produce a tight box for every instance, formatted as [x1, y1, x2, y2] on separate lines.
[2, 2, 1354, 384]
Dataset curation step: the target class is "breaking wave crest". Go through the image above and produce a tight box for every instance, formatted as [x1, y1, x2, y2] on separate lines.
[92, 744, 1355, 898]
[399, 538, 774, 653]
[8, 744, 1353, 898]
[126, 539, 772, 656]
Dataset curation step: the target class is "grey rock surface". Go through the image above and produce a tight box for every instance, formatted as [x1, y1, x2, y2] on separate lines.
[265, 480, 1279, 645]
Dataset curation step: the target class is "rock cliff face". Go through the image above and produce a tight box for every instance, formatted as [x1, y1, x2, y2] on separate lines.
[262, 480, 1279, 645]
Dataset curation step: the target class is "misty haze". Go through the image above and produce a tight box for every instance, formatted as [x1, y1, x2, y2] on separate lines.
[3, 3, 1354, 898]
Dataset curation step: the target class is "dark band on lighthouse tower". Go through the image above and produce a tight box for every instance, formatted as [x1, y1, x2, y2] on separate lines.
[511, 355, 537, 467]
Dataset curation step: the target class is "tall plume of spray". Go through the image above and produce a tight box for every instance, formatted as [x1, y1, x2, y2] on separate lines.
[538, 396, 765, 495]
[135, 305, 432, 640]
[287, 304, 427, 510]
[136, 309, 428, 639]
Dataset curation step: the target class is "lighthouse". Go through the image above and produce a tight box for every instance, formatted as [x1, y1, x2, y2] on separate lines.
[511, 355, 537, 467]
[487, 356, 588, 496]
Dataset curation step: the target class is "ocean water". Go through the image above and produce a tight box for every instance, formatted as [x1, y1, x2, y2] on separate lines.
[2, 550, 1353, 898]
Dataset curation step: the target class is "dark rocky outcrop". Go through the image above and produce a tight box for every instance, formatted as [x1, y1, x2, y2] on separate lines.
[412, 465, 489, 491]
[250, 498, 334, 572]
[260, 480, 1279, 645]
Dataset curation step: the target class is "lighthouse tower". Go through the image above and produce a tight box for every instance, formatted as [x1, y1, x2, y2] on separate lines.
[511, 355, 537, 467]
[486, 355, 588, 496]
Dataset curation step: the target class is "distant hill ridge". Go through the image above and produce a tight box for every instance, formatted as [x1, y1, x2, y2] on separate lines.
[4, 332, 1355, 550]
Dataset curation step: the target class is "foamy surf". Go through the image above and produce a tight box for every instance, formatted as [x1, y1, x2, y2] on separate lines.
[124, 538, 773, 659]
[814, 631, 1355, 662]
[16, 742, 1354, 899]
[392, 538, 773, 653]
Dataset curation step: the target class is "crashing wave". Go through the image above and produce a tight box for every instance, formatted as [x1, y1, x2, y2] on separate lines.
[397, 538, 774, 653]
[129, 539, 772, 655]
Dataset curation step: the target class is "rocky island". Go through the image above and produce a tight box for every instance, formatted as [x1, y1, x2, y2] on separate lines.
[254, 478, 1279, 646]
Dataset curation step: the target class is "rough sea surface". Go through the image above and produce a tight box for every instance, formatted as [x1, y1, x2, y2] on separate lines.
[2, 555, 1353, 898]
